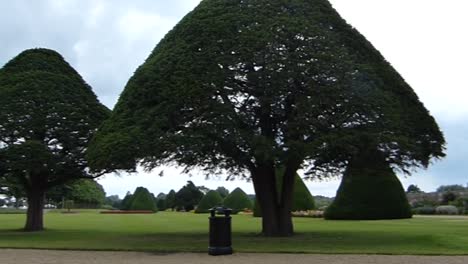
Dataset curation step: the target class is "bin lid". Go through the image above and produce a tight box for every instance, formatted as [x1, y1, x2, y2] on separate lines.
[209, 207, 232, 217]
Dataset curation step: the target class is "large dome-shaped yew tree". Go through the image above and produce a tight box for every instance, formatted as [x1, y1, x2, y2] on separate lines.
[88, 0, 445, 236]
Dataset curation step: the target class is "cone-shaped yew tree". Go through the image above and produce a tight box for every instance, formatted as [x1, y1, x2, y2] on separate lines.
[87, 0, 445, 236]
[0, 49, 109, 231]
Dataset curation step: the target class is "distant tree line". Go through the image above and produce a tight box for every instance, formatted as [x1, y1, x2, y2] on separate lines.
[406, 184, 468, 215]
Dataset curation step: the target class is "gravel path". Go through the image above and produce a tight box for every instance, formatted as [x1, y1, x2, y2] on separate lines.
[1, 249, 468, 264]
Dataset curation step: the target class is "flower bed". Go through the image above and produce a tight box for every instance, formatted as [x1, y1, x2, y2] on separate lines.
[100, 210, 155, 214]
[292, 210, 324, 218]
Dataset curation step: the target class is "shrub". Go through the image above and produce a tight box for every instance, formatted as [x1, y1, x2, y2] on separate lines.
[195, 190, 223, 213]
[435, 205, 459, 215]
[101, 204, 114, 210]
[325, 150, 412, 220]
[128, 187, 157, 212]
[223, 188, 252, 214]
[412, 206, 435, 215]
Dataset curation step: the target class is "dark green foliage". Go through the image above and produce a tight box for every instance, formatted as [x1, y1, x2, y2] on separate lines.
[216, 187, 230, 199]
[165, 190, 176, 210]
[86, 0, 445, 236]
[175, 181, 203, 211]
[104, 195, 122, 209]
[157, 198, 167, 211]
[406, 184, 422, 193]
[223, 188, 252, 214]
[120, 192, 133, 210]
[195, 190, 223, 213]
[128, 187, 157, 212]
[292, 174, 316, 212]
[437, 185, 466, 193]
[48, 179, 106, 209]
[0, 48, 109, 231]
[325, 148, 412, 220]
[254, 169, 315, 217]
[87, 0, 444, 176]
[314, 196, 334, 209]
[442, 192, 458, 205]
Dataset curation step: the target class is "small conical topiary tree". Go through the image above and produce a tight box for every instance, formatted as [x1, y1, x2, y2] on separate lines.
[128, 187, 157, 212]
[325, 145, 412, 220]
[223, 188, 253, 214]
[254, 169, 315, 217]
[195, 190, 224, 213]
[120, 192, 133, 210]
[292, 174, 316, 212]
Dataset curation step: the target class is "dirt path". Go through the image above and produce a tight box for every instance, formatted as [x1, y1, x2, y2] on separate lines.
[1, 249, 468, 264]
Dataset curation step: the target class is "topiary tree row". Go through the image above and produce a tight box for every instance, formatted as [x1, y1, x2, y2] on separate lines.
[195, 187, 252, 214]
[120, 187, 157, 212]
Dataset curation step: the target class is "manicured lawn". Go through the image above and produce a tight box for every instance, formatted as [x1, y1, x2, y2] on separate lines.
[0, 211, 467, 255]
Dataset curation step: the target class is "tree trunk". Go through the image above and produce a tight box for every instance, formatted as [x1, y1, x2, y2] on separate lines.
[24, 189, 45, 232]
[251, 166, 296, 236]
[278, 166, 296, 236]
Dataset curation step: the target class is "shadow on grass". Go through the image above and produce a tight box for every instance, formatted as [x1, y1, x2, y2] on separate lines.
[0, 228, 462, 255]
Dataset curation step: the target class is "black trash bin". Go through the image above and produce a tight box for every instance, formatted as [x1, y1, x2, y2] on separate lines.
[208, 207, 233, 256]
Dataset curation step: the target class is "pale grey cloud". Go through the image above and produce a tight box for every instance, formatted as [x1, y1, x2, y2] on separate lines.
[0, 0, 201, 107]
[331, 0, 468, 121]
[1, 0, 466, 197]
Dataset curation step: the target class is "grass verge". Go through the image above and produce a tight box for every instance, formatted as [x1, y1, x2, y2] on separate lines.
[1, 211, 467, 255]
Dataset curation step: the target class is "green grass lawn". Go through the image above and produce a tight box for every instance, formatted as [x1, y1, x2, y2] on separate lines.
[1, 211, 467, 255]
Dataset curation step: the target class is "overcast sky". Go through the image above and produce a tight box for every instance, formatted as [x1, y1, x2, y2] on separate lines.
[1, 0, 467, 198]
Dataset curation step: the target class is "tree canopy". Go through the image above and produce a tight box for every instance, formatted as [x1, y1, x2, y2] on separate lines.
[0, 48, 109, 230]
[165, 190, 177, 210]
[437, 185, 466, 193]
[216, 187, 230, 198]
[175, 181, 203, 211]
[87, 0, 445, 236]
[47, 179, 106, 208]
[406, 184, 422, 193]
